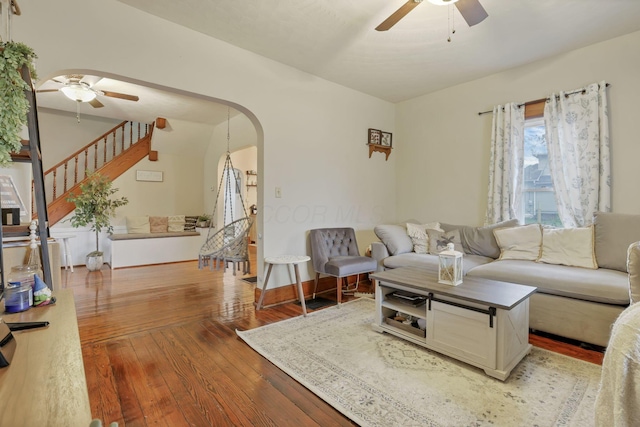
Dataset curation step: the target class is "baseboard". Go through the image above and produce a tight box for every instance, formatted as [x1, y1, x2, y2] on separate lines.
[253, 275, 372, 308]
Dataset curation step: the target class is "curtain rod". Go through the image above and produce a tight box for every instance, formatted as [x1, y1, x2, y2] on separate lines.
[477, 83, 611, 116]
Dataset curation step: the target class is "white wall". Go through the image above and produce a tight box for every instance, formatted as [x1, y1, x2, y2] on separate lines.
[18, 0, 396, 287]
[396, 30, 640, 226]
[37, 109, 122, 170]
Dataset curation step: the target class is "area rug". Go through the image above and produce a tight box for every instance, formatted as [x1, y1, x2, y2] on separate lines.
[237, 298, 601, 427]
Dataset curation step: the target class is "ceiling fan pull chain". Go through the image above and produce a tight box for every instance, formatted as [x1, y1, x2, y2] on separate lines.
[76, 101, 81, 123]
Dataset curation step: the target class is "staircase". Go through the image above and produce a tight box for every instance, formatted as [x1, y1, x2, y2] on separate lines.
[42, 120, 155, 226]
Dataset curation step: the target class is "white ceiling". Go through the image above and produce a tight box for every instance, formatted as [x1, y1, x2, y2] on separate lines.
[36, 0, 640, 123]
[36, 74, 234, 126]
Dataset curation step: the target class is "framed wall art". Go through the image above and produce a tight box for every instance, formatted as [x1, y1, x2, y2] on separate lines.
[381, 131, 393, 147]
[368, 128, 382, 145]
[136, 170, 164, 182]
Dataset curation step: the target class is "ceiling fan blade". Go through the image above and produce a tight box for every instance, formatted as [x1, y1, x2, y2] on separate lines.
[89, 98, 104, 108]
[101, 91, 139, 102]
[455, 0, 488, 27]
[36, 89, 60, 93]
[51, 78, 65, 84]
[376, 0, 422, 31]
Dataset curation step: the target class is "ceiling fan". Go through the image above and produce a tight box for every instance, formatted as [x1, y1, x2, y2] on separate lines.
[376, 0, 488, 31]
[36, 75, 139, 108]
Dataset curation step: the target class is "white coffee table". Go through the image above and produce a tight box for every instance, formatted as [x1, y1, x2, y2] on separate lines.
[371, 266, 537, 380]
[256, 255, 311, 316]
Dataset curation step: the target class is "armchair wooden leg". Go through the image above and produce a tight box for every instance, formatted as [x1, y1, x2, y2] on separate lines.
[337, 277, 342, 305]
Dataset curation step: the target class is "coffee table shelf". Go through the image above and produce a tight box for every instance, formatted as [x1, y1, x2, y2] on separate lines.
[371, 267, 537, 381]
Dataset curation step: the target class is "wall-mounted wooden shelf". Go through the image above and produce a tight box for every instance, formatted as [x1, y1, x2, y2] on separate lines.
[367, 143, 392, 161]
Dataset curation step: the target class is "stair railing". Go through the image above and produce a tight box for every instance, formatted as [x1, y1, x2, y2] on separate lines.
[42, 121, 151, 205]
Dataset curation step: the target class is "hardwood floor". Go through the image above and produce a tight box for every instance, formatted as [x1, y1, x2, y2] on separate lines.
[62, 251, 603, 426]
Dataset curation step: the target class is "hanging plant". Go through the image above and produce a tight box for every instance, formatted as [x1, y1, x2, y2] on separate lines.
[0, 41, 38, 166]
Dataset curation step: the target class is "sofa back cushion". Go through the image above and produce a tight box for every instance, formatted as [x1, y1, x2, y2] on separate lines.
[594, 212, 640, 272]
[374, 224, 413, 256]
[465, 219, 520, 258]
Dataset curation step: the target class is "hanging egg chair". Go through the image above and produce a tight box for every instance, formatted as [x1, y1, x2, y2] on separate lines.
[198, 108, 253, 275]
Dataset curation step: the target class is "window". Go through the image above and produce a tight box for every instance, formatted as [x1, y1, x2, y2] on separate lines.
[522, 118, 561, 227]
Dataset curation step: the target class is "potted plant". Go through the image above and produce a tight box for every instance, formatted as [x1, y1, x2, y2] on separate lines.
[0, 41, 38, 166]
[67, 171, 128, 271]
[197, 214, 211, 228]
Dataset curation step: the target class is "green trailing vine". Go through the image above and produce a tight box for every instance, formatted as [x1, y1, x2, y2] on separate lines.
[0, 41, 38, 166]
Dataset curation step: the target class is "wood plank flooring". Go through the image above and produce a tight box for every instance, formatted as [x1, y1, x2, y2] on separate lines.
[61, 249, 603, 426]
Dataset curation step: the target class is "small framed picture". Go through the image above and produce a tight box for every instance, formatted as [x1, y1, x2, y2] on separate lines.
[136, 170, 164, 182]
[368, 128, 382, 145]
[381, 132, 393, 147]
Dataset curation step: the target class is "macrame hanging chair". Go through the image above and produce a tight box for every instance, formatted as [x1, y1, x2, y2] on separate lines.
[198, 108, 253, 274]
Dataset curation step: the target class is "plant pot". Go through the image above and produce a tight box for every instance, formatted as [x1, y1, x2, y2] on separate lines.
[197, 220, 210, 228]
[86, 252, 104, 272]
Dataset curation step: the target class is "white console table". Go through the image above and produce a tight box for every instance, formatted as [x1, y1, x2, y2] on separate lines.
[371, 267, 537, 381]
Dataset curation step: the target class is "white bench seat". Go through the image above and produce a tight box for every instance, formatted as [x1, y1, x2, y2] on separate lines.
[108, 231, 206, 269]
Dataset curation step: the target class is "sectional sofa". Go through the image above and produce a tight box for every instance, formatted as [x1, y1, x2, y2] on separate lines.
[371, 212, 640, 347]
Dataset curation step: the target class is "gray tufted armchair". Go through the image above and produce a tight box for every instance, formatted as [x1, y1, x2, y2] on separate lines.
[309, 227, 377, 305]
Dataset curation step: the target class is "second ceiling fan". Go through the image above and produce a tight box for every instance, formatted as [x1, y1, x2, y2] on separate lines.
[376, 0, 488, 31]
[37, 75, 139, 108]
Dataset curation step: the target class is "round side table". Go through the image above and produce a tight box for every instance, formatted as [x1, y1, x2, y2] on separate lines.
[53, 234, 76, 273]
[256, 255, 311, 316]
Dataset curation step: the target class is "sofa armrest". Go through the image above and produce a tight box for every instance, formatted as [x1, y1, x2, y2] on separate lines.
[371, 241, 390, 272]
[628, 241, 640, 304]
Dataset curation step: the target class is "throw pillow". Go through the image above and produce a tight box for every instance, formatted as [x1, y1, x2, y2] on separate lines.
[538, 226, 598, 269]
[168, 215, 186, 232]
[126, 215, 150, 234]
[374, 224, 414, 256]
[406, 222, 442, 254]
[426, 229, 464, 254]
[149, 216, 168, 233]
[494, 224, 542, 261]
[184, 215, 198, 232]
[459, 219, 520, 259]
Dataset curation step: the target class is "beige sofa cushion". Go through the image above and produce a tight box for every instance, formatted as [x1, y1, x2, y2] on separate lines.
[468, 259, 629, 305]
[594, 212, 640, 272]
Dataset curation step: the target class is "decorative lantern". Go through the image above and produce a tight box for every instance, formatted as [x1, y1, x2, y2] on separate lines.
[438, 243, 463, 286]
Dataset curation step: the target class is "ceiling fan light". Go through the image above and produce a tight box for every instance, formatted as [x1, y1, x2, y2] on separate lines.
[427, 0, 459, 5]
[60, 84, 97, 102]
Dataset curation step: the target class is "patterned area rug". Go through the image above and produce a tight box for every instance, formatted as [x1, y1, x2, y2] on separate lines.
[237, 298, 601, 427]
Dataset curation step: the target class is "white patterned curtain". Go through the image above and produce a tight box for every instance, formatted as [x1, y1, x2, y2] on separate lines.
[485, 103, 526, 225]
[544, 81, 611, 227]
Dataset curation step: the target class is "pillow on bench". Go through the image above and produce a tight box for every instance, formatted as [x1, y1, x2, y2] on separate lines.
[126, 215, 150, 233]
[168, 215, 185, 232]
[150, 216, 168, 233]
